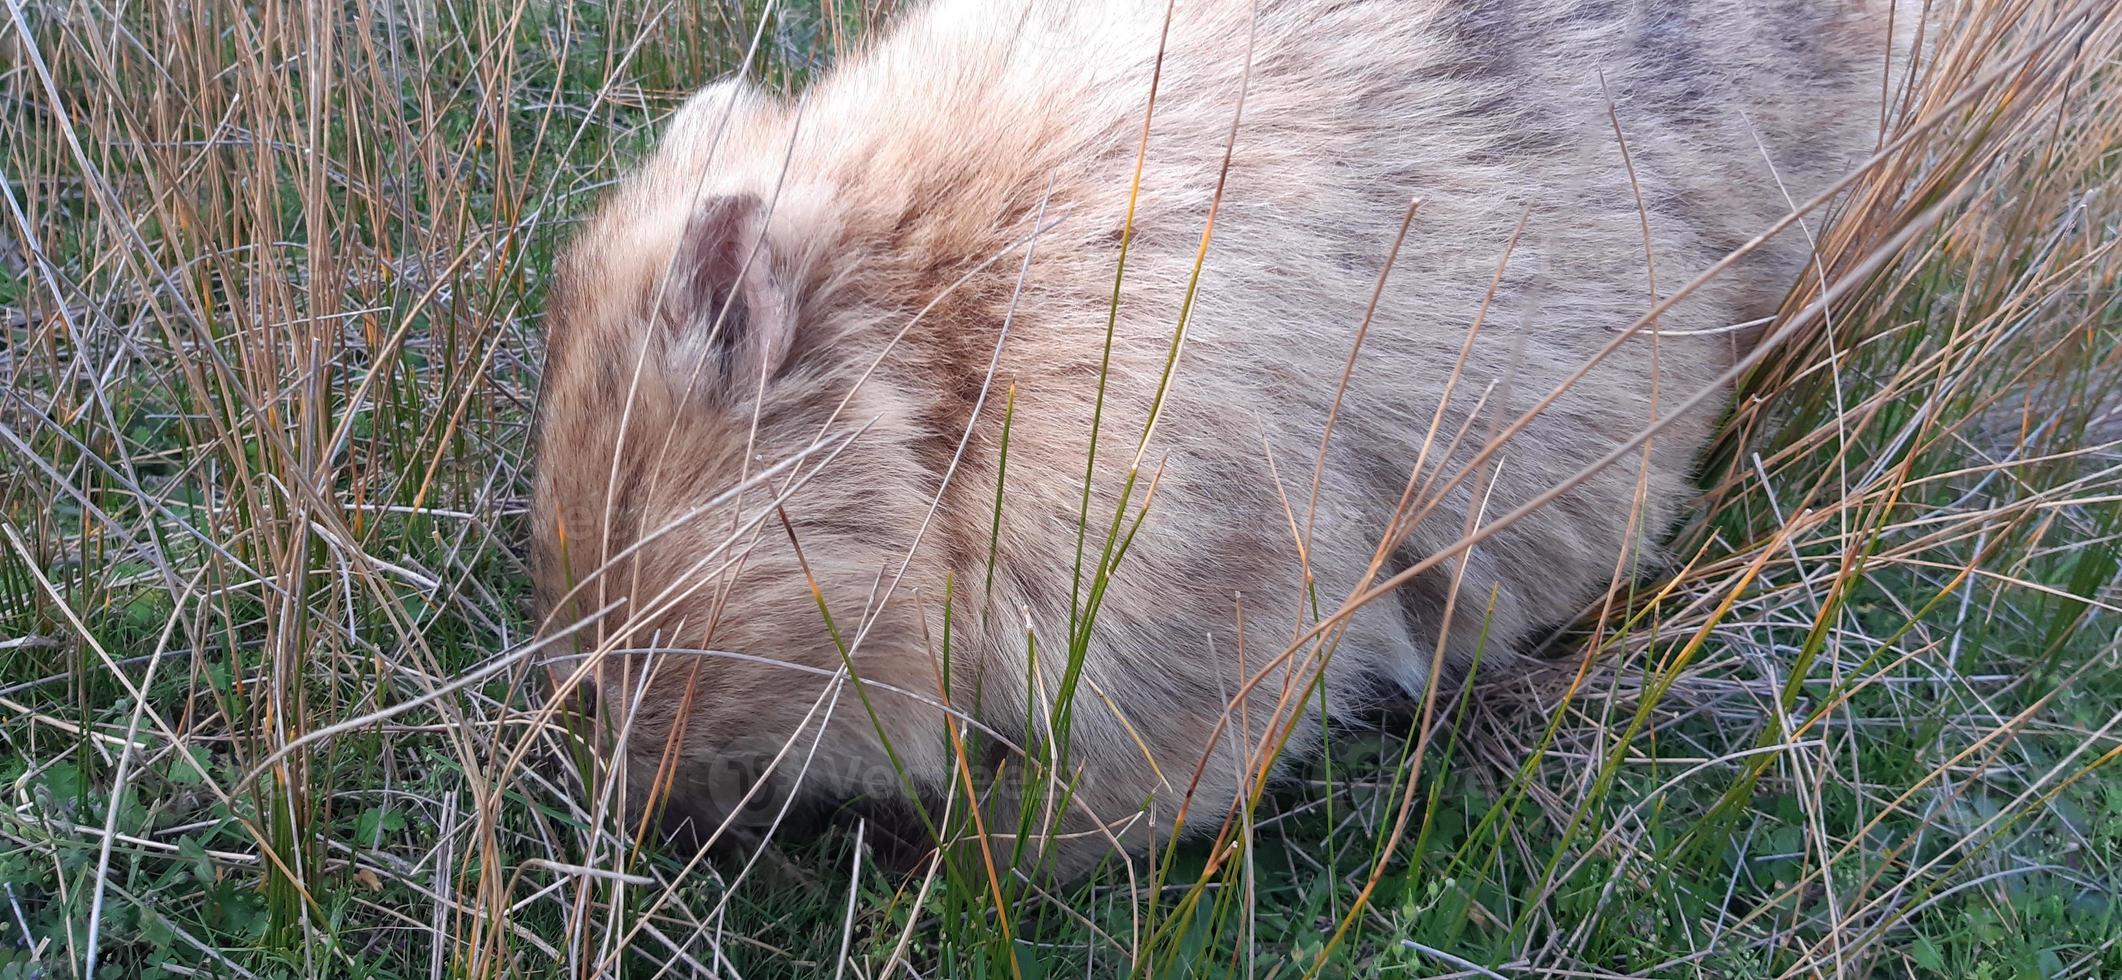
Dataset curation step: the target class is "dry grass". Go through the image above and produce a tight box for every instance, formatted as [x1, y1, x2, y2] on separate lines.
[1, 0, 2118, 977]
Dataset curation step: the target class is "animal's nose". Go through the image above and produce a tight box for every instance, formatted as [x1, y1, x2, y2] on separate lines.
[543, 654, 601, 719]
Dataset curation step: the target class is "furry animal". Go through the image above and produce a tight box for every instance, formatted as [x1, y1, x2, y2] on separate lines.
[532, 0, 1919, 876]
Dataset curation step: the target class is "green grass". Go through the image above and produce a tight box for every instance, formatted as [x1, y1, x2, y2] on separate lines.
[2, 0, 2119, 977]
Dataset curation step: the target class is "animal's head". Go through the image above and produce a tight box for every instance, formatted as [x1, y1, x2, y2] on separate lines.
[527, 79, 959, 844]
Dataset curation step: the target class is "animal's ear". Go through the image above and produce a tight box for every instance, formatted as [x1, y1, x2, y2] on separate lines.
[660, 192, 795, 396]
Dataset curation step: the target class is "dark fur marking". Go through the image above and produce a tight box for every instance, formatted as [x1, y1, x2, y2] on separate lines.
[1436, 0, 1523, 80]
[865, 235, 1010, 582]
[1628, 1, 1721, 126]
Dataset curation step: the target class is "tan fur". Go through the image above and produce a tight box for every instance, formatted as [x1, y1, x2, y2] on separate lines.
[532, 0, 1921, 874]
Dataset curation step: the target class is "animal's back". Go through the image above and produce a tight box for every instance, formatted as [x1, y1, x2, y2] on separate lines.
[759, 0, 1908, 706]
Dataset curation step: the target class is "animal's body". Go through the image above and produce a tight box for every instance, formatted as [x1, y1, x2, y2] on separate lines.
[533, 0, 1917, 873]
